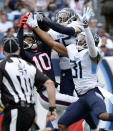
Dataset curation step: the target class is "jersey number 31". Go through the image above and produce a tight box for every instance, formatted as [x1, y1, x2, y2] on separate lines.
[72, 61, 82, 78]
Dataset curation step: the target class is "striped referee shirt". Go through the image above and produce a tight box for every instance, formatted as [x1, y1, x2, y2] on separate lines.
[0, 55, 49, 107]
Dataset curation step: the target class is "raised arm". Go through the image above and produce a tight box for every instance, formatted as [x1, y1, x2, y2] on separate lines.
[34, 27, 68, 56]
[26, 13, 68, 57]
[17, 26, 26, 58]
[84, 26, 98, 59]
[41, 17, 78, 36]
[78, 7, 98, 63]
[17, 15, 29, 58]
[83, 24, 98, 63]
[35, 11, 82, 36]
[17, 27, 24, 49]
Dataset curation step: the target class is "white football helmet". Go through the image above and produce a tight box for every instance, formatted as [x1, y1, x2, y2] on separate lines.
[76, 32, 87, 50]
[56, 8, 77, 26]
[76, 32, 100, 50]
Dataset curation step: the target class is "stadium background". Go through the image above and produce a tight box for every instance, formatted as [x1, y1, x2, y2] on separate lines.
[0, 0, 113, 130]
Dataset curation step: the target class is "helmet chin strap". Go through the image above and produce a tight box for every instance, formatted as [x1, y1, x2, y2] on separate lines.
[31, 43, 37, 50]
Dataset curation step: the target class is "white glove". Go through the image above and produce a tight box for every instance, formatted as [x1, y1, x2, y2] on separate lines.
[77, 7, 94, 26]
[36, 12, 44, 21]
[26, 13, 38, 28]
[83, 7, 94, 21]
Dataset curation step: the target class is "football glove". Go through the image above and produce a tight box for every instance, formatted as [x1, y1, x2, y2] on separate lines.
[18, 16, 28, 27]
[36, 12, 44, 22]
[77, 7, 94, 26]
[18, 13, 30, 27]
[26, 12, 38, 28]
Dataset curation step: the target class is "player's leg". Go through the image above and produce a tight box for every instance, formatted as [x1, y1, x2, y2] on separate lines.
[38, 89, 78, 111]
[58, 98, 88, 131]
[87, 88, 113, 122]
[38, 89, 79, 129]
[30, 88, 40, 131]
[98, 112, 113, 121]
[84, 112, 99, 130]
[95, 94, 113, 122]
[39, 90, 92, 131]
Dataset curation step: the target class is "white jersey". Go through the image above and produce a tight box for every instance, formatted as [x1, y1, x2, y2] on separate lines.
[67, 44, 104, 95]
[48, 29, 76, 70]
[48, 21, 83, 70]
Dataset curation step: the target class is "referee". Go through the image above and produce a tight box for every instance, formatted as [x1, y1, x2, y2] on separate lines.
[0, 37, 56, 131]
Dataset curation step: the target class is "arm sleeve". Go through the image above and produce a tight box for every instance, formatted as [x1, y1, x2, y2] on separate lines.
[84, 27, 98, 58]
[17, 27, 24, 49]
[42, 18, 75, 36]
[34, 69, 49, 89]
[17, 27, 26, 57]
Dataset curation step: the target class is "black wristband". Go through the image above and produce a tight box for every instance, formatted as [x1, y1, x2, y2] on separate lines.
[49, 106, 56, 112]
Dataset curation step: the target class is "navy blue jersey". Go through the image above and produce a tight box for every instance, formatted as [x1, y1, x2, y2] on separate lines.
[17, 27, 56, 83]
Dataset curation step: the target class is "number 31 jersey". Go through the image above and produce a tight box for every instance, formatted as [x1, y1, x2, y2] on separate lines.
[67, 44, 104, 95]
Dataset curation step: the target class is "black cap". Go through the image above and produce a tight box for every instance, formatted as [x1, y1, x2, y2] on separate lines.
[3, 37, 19, 53]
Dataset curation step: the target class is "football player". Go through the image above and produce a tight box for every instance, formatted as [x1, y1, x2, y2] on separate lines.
[36, 8, 99, 130]
[17, 13, 79, 131]
[26, 8, 113, 131]
[34, 10, 91, 130]
[48, 8, 79, 96]
[35, 8, 84, 97]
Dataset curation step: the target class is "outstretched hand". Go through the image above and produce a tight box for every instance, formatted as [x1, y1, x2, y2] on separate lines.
[18, 13, 30, 27]
[26, 12, 39, 28]
[83, 7, 94, 21]
[77, 7, 94, 26]
[36, 12, 44, 22]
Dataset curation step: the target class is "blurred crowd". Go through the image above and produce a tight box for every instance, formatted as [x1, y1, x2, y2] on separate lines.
[0, 0, 113, 59]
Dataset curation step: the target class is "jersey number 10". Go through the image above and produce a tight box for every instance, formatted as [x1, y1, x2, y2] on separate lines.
[32, 53, 51, 72]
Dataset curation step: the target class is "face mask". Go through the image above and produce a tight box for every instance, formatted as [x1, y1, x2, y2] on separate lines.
[24, 41, 37, 50]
